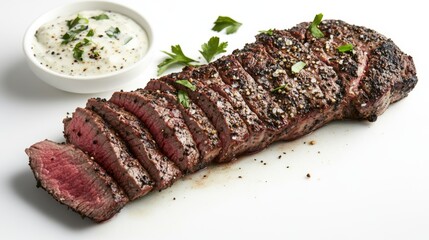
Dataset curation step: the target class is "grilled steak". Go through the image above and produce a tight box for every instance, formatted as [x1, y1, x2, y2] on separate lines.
[147, 71, 250, 162]
[110, 91, 201, 173]
[135, 88, 222, 166]
[26, 140, 128, 222]
[86, 98, 182, 190]
[26, 19, 417, 222]
[64, 108, 154, 200]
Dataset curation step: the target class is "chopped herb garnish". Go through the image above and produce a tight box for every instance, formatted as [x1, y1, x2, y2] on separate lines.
[62, 15, 90, 44]
[175, 80, 196, 91]
[66, 15, 88, 29]
[291, 61, 306, 74]
[259, 29, 274, 35]
[91, 13, 109, 20]
[157, 45, 197, 76]
[105, 27, 120, 39]
[124, 36, 133, 45]
[199, 36, 228, 63]
[73, 38, 91, 61]
[62, 24, 88, 44]
[309, 13, 324, 39]
[271, 85, 287, 93]
[212, 16, 242, 34]
[337, 43, 354, 53]
[86, 29, 94, 37]
[177, 90, 191, 108]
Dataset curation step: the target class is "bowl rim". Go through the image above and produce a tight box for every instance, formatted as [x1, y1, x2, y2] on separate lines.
[23, 0, 155, 81]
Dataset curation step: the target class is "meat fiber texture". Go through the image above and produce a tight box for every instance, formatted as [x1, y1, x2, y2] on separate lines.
[25, 19, 417, 222]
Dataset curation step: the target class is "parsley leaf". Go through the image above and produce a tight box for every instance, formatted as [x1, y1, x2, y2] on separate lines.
[105, 27, 120, 39]
[175, 80, 196, 91]
[337, 43, 354, 53]
[73, 38, 92, 61]
[271, 85, 287, 93]
[62, 15, 89, 45]
[157, 45, 197, 76]
[86, 29, 94, 37]
[91, 13, 109, 20]
[309, 13, 324, 39]
[66, 15, 88, 29]
[212, 16, 242, 34]
[291, 61, 306, 74]
[178, 90, 191, 108]
[259, 29, 274, 36]
[62, 25, 88, 44]
[199, 37, 228, 63]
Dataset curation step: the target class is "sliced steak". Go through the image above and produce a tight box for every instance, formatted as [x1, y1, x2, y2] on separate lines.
[86, 98, 182, 190]
[255, 30, 342, 140]
[135, 89, 221, 166]
[146, 72, 249, 162]
[26, 19, 418, 223]
[110, 91, 200, 173]
[289, 20, 417, 121]
[213, 55, 288, 146]
[26, 140, 128, 222]
[63, 108, 153, 200]
[178, 65, 266, 153]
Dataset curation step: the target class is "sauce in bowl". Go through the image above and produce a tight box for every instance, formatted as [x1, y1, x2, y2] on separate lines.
[32, 10, 149, 76]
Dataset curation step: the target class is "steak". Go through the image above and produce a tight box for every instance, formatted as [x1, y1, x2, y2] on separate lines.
[135, 88, 222, 166]
[26, 19, 417, 222]
[26, 140, 128, 222]
[178, 65, 267, 153]
[110, 91, 201, 173]
[63, 108, 154, 200]
[147, 70, 250, 162]
[86, 98, 182, 190]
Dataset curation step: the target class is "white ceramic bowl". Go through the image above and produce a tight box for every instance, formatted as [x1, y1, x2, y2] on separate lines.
[23, 1, 155, 93]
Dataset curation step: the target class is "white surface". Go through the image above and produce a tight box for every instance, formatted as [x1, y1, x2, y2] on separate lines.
[1, 0, 428, 239]
[23, 1, 155, 93]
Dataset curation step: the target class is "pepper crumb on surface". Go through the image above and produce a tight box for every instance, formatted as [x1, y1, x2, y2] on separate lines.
[306, 173, 311, 178]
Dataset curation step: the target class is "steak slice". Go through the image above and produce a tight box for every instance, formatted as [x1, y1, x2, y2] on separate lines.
[110, 91, 200, 173]
[213, 55, 287, 146]
[63, 108, 153, 200]
[26, 140, 128, 222]
[147, 72, 249, 162]
[177, 65, 266, 153]
[86, 98, 182, 190]
[135, 88, 221, 166]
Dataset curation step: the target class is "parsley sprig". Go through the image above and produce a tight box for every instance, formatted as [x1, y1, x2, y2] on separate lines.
[175, 80, 196, 91]
[178, 90, 191, 108]
[175, 80, 196, 108]
[199, 37, 228, 63]
[157, 45, 197, 75]
[337, 43, 354, 53]
[212, 16, 242, 34]
[309, 13, 324, 39]
[259, 29, 274, 36]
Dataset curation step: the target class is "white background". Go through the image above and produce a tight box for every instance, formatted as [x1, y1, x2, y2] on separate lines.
[1, 0, 428, 239]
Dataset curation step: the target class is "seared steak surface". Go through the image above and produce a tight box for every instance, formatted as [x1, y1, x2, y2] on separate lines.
[25, 19, 417, 222]
[26, 140, 128, 222]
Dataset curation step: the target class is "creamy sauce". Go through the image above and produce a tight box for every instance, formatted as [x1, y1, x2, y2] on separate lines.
[32, 10, 149, 76]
